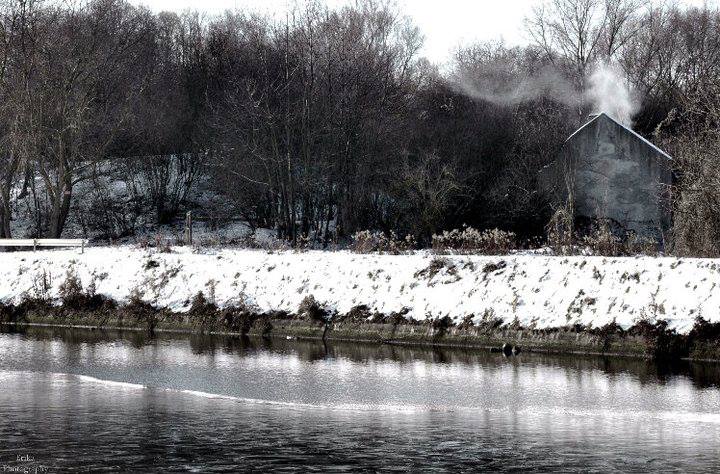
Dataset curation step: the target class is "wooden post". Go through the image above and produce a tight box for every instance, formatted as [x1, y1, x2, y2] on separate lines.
[33, 239, 37, 251]
[185, 211, 193, 246]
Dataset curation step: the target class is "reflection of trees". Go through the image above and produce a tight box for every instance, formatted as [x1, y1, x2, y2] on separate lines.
[11, 325, 720, 390]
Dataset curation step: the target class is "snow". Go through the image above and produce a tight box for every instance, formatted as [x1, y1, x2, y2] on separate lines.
[0, 247, 718, 334]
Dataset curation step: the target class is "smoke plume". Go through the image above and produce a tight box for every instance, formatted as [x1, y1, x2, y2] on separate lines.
[453, 60, 640, 126]
[453, 65, 580, 108]
[584, 62, 639, 126]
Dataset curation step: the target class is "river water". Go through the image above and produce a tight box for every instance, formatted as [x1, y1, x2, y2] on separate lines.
[1, 326, 719, 472]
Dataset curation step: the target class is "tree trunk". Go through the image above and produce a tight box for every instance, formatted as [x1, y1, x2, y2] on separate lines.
[0, 184, 11, 238]
[49, 178, 72, 238]
[0, 204, 10, 238]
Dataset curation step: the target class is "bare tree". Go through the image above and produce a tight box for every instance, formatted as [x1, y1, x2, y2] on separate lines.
[0, 0, 40, 238]
[526, 0, 641, 82]
[23, 0, 153, 237]
[207, 1, 422, 244]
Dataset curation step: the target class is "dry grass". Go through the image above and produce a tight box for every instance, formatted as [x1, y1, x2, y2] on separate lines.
[350, 230, 416, 254]
[432, 226, 516, 254]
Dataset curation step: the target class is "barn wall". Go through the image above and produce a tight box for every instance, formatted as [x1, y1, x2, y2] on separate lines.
[557, 115, 672, 238]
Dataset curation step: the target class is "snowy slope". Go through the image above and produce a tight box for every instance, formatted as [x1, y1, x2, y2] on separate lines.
[0, 247, 717, 334]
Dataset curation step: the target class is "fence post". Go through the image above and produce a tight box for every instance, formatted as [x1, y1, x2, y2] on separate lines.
[185, 211, 193, 246]
[33, 239, 37, 252]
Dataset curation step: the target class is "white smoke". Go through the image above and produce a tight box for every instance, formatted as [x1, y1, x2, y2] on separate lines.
[584, 62, 640, 126]
[454, 65, 581, 107]
[453, 60, 641, 126]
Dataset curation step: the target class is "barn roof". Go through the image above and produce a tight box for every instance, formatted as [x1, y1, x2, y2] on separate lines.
[565, 112, 672, 161]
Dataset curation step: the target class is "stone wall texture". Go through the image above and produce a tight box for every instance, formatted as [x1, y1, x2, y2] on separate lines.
[552, 113, 672, 237]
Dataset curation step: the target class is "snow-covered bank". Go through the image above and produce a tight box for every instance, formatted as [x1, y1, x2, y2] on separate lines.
[0, 247, 718, 334]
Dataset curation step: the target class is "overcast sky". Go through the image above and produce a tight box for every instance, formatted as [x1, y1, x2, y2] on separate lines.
[129, 0, 716, 64]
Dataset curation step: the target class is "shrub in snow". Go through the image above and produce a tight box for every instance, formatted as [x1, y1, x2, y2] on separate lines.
[58, 269, 84, 307]
[31, 269, 54, 300]
[188, 292, 220, 328]
[547, 210, 659, 257]
[687, 317, 720, 359]
[414, 257, 455, 280]
[628, 319, 686, 358]
[476, 309, 504, 330]
[482, 260, 507, 274]
[430, 316, 454, 335]
[136, 235, 175, 252]
[232, 232, 291, 251]
[372, 308, 412, 325]
[580, 220, 658, 257]
[432, 227, 516, 254]
[221, 300, 261, 334]
[457, 314, 475, 330]
[546, 207, 574, 255]
[189, 292, 218, 315]
[339, 305, 373, 322]
[581, 220, 621, 257]
[0, 302, 14, 322]
[124, 292, 158, 331]
[0, 298, 53, 323]
[79, 182, 139, 241]
[58, 270, 115, 312]
[625, 232, 658, 256]
[297, 295, 330, 323]
[350, 230, 415, 254]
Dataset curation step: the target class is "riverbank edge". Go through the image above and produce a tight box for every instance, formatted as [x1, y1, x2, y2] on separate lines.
[2, 296, 719, 361]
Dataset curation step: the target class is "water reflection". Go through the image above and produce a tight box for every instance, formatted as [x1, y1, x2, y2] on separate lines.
[3, 323, 720, 389]
[1, 324, 720, 471]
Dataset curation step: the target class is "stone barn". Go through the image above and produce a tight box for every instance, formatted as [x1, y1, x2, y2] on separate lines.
[545, 112, 673, 239]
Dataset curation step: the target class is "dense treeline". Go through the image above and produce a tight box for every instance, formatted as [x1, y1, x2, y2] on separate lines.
[2, 0, 720, 253]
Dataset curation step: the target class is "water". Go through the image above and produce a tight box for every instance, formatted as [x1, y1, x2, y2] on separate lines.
[1, 326, 720, 472]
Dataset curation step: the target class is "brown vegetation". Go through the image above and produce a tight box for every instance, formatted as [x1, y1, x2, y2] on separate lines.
[350, 231, 416, 254]
[432, 227, 517, 254]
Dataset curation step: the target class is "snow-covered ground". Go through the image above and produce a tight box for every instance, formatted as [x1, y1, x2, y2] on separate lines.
[0, 247, 718, 334]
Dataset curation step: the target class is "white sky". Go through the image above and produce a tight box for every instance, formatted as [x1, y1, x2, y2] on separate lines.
[129, 0, 715, 64]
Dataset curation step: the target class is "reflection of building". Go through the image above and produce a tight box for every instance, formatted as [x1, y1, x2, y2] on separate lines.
[545, 113, 673, 238]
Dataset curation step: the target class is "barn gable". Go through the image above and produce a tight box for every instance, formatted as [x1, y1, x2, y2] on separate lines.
[549, 112, 673, 239]
[566, 113, 672, 161]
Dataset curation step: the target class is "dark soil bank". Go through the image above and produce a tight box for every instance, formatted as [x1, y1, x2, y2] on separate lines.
[2, 293, 720, 361]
